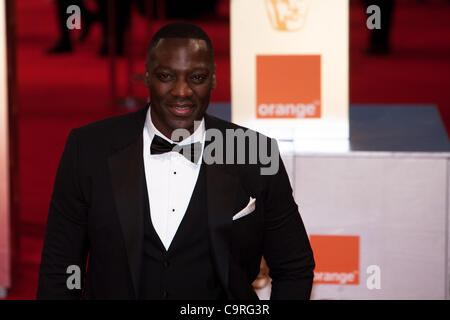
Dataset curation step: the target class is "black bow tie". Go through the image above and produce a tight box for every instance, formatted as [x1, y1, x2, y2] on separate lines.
[150, 135, 202, 164]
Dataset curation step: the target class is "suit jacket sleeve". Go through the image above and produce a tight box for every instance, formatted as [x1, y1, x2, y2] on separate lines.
[262, 140, 315, 300]
[37, 129, 89, 299]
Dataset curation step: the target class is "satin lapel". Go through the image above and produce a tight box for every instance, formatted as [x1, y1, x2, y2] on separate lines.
[204, 114, 238, 298]
[108, 132, 144, 299]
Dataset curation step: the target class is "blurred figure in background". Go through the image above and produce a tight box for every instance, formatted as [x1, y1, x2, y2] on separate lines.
[47, 0, 219, 56]
[364, 0, 395, 55]
[46, 0, 97, 54]
[97, 0, 131, 56]
[164, 0, 218, 20]
[47, 0, 131, 56]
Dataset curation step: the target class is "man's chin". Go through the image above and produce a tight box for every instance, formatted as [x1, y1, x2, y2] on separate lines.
[167, 121, 195, 139]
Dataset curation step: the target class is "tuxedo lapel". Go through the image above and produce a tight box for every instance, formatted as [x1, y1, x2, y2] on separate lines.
[204, 114, 239, 298]
[205, 162, 237, 298]
[107, 106, 148, 298]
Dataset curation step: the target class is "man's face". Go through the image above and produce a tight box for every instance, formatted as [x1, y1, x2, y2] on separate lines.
[145, 38, 216, 139]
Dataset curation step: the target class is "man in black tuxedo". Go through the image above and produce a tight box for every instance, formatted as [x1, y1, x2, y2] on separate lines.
[37, 22, 315, 300]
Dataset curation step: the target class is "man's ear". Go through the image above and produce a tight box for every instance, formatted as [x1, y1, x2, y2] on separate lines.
[144, 71, 150, 87]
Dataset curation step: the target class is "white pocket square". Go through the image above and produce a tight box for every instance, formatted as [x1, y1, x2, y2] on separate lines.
[232, 197, 256, 221]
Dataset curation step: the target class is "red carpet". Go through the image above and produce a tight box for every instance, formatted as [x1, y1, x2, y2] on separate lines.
[4, 0, 450, 299]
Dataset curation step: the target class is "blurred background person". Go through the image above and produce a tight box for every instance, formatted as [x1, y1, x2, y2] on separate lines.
[97, 0, 131, 56]
[363, 0, 395, 55]
[46, 0, 97, 54]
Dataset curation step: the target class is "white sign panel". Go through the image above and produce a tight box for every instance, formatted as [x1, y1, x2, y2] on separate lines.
[231, 0, 349, 141]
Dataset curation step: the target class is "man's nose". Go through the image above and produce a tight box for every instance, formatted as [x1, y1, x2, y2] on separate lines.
[170, 79, 193, 98]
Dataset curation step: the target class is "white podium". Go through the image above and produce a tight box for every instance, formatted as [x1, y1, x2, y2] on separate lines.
[251, 105, 450, 300]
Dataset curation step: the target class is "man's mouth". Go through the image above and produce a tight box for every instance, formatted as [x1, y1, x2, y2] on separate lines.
[168, 104, 194, 116]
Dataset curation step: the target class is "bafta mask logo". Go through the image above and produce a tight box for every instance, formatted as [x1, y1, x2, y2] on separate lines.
[265, 0, 311, 32]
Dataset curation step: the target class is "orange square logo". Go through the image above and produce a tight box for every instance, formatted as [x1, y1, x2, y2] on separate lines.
[309, 235, 359, 285]
[256, 55, 321, 118]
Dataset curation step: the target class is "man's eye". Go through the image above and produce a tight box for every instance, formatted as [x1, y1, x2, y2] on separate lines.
[191, 74, 207, 82]
[157, 73, 173, 81]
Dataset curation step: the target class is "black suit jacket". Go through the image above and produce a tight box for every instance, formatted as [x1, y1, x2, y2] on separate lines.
[37, 105, 315, 299]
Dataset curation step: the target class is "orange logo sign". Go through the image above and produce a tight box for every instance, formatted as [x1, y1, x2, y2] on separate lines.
[309, 235, 360, 285]
[256, 55, 321, 119]
[265, 0, 311, 31]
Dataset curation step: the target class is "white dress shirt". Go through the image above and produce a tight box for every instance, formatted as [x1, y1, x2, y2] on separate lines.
[143, 108, 205, 251]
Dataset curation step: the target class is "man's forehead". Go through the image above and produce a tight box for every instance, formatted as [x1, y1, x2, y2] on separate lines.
[148, 37, 213, 69]
[153, 38, 209, 55]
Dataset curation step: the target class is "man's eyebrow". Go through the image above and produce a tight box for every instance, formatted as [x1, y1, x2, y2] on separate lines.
[153, 66, 173, 71]
[152, 66, 211, 73]
[190, 67, 211, 73]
